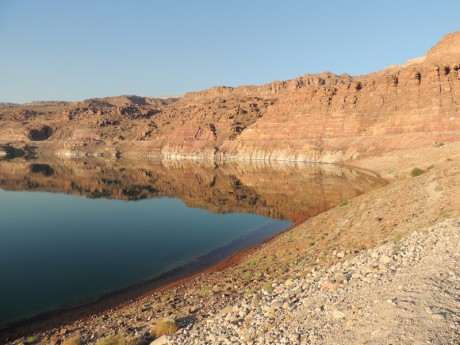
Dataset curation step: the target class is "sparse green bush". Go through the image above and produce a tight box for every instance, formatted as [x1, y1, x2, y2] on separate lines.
[392, 232, 403, 242]
[438, 209, 453, 218]
[262, 282, 273, 293]
[202, 285, 212, 293]
[96, 334, 126, 345]
[241, 271, 252, 280]
[339, 200, 349, 207]
[151, 319, 179, 337]
[410, 167, 424, 177]
[24, 336, 39, 344]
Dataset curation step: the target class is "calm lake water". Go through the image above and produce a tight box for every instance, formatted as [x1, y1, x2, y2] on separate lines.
[0, 159, 385, 327]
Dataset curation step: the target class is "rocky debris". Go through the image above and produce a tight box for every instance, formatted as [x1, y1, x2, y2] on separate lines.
[168, 219, 460, 345]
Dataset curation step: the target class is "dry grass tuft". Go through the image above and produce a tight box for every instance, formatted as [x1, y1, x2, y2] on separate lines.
[96, 334, 126, 345]
[62, 335, 82, 345]
[411, 167, 425, 177]
[151, 319, 179, 337]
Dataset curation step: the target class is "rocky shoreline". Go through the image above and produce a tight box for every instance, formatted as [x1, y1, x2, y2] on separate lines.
[170, 218, 460, 344]
[2, 142, 459, 345]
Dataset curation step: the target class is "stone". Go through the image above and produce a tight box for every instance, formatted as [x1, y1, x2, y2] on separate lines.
[219, 306, 233, 316]
[292, 286, 302, 295]
[284, 279, 295, 287]
[270, 300, 284, 309]
[432, 313, 446, 320]
[331, 310, 346, 319]
[379, 254, 392, 264]
[283, 302, 290, 309]
[351, 273, 362, 280]
[273, 286, 285, 294]
[334, 274, 348, 283]
[150, 335, 167, 345]
[322, 279, 339, 290]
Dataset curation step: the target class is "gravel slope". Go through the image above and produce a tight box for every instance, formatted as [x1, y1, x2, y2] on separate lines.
[169, 219, 459, 344]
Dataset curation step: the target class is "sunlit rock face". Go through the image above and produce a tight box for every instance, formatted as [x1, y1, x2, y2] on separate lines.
[1, 32, 459, 162]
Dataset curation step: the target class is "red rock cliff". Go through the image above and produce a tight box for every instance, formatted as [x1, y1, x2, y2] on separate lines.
[1, 31, 459, 162]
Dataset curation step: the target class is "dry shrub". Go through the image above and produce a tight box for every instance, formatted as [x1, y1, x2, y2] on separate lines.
[96, 334, 126, 345]
[151, 319, 179, 337]
[62, 335, 82, 345]
[411, 167, 424, 177]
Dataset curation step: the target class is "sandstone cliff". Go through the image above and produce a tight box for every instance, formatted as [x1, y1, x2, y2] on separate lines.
[1, 31, 459, 162]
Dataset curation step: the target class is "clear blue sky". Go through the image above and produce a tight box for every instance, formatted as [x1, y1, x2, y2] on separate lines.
[1, 0, 459, 103]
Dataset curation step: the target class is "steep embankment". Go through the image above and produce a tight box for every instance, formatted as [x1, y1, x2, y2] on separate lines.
[1, 32, 460, 161]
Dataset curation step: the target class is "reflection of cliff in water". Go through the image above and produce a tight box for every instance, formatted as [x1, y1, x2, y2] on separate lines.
[0, 158, 385, 222]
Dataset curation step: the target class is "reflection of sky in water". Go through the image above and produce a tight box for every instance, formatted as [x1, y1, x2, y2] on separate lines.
[0, 189, 289, 326]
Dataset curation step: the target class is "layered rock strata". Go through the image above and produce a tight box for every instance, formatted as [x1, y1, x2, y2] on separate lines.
[1, 32, 459, 162]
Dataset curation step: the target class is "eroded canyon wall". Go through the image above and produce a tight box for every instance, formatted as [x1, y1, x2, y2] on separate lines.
[1, 32, 459, 162]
